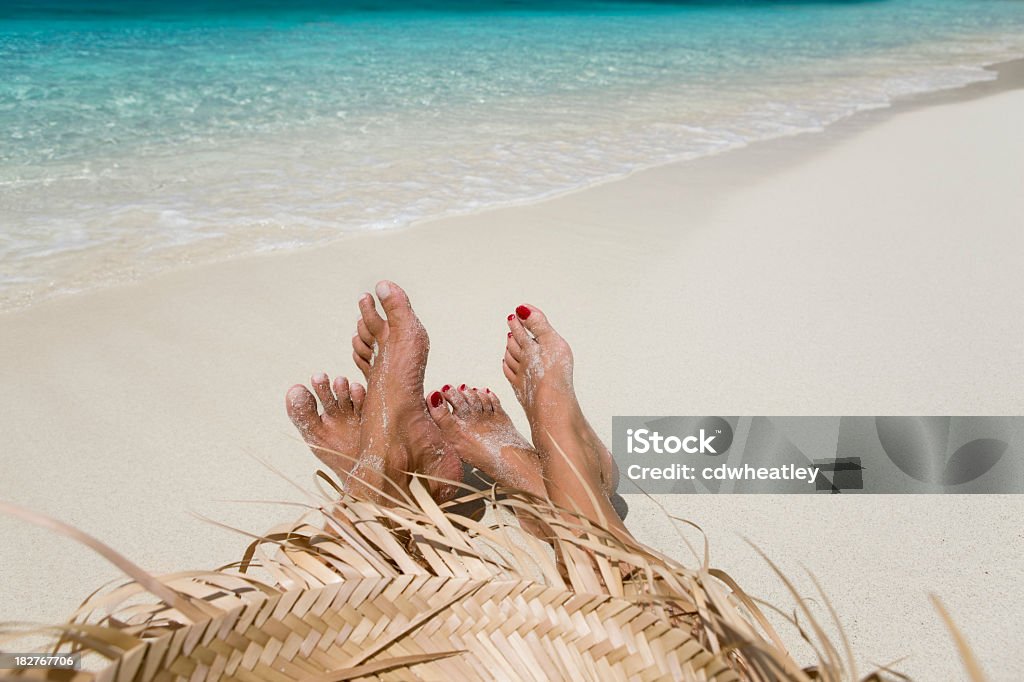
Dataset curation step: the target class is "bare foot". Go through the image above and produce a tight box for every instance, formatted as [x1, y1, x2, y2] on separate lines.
[425, 384, 544, 497]
[503, 304, 618, 497]
[347, 280, 462, 503]
[285, 374, 365, 484]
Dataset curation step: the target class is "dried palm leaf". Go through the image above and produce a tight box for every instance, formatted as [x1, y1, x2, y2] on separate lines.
[0, 468, 940, 681]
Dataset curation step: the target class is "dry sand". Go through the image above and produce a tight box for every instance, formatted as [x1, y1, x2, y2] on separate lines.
[1, 68, 1023, 678]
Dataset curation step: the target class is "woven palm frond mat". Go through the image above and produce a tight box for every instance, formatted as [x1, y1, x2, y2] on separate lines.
[0, 475, 941, 681]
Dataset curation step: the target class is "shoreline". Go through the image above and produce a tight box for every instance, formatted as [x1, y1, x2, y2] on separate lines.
[1, 56, 1023, 679]
[3, 56, 1023, 316]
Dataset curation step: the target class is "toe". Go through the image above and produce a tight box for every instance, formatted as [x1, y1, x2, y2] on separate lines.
[311, 372, 339, 416]
[350, 382, 366, 414]
[465, 387, 484, 411]
[352, 333, 374, 363]
[356, 318, 375, 349]
[426, 390, 458, 432]
[352, 350, 372, 379]
[503, 349, 520, 372]
[358, 292, 386, 337]
[333, 375, 352, 412]
[444, 384, 471, 416]
[506, 333, 523, 362]
[502, 360, 517, 385]
[483, 388, 501, 412]
[515, 303, 557, 340]
[285, 385, 323, 440]
[507, 314, 532, 347]
[374, 280, 417, 329]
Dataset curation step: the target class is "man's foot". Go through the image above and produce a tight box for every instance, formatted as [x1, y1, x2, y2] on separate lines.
[503, 304, 618, 497]
[347, 280, 462, 503]
[425, 385, 545, 497]
[285, 374, 365, 483]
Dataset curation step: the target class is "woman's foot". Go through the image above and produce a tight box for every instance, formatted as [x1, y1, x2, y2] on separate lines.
[503, 304, 618, 497]
[347, 280, 463, 503]
[285, 374, 365, 483]
[426, 384, 545, 497]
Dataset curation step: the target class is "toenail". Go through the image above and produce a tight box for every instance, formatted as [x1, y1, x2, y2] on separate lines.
[507, 314, 514, 321]
[442, 384, 452, 392]
[458, 384, 467, 391]
[485, 388, 490, 393]
[516, 305, 531, 319]
[507, 332, 512, 338]
[375, 281, 391, 300]
[429, 391, 443, 408]
[313, 372, 327, 382]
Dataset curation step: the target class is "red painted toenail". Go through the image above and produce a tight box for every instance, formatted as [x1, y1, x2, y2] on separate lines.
[507, 332, 512, 338]
[442, 384, 451, 392]
[507, 314, 514, 321]
[429, 391, 443, 408]
[516, 305, 531, 319]
[485, 388, 491, 393]
[458, 384, 467, 391]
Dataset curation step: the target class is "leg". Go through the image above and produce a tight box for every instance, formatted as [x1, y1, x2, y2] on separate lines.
[503, 304, 628, 540]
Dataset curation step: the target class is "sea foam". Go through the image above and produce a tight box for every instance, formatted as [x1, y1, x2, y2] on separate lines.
[1, 0, 1023, 309]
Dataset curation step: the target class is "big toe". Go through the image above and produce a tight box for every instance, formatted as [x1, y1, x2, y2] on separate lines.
[285, 384, 322, 441]
[375, 280, 417, 329]
[515, 303, 557, 340]
[426, 390, 458, 433]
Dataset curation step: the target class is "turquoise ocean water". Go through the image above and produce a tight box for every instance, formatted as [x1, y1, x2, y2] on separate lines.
[2, 0, 1023, 308]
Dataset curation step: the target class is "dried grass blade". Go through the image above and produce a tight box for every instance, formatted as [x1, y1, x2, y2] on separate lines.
[930, 594, 988, 682]
[0, 502, 207, 623]
[307, 650, 464, 681]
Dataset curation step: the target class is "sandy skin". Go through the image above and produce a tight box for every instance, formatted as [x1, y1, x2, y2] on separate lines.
[426, 383, 545, 497]
[289, 281, 463, 502]
[286, 280, 624, 538]
[285, 373, 365, 481]
[502, 303, 628, 538]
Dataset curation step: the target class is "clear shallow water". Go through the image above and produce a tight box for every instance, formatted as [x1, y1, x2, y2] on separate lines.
[2, 1, 1024, 309]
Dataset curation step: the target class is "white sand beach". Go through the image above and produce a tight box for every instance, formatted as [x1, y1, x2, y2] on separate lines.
[1, 74, 1022, 678]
